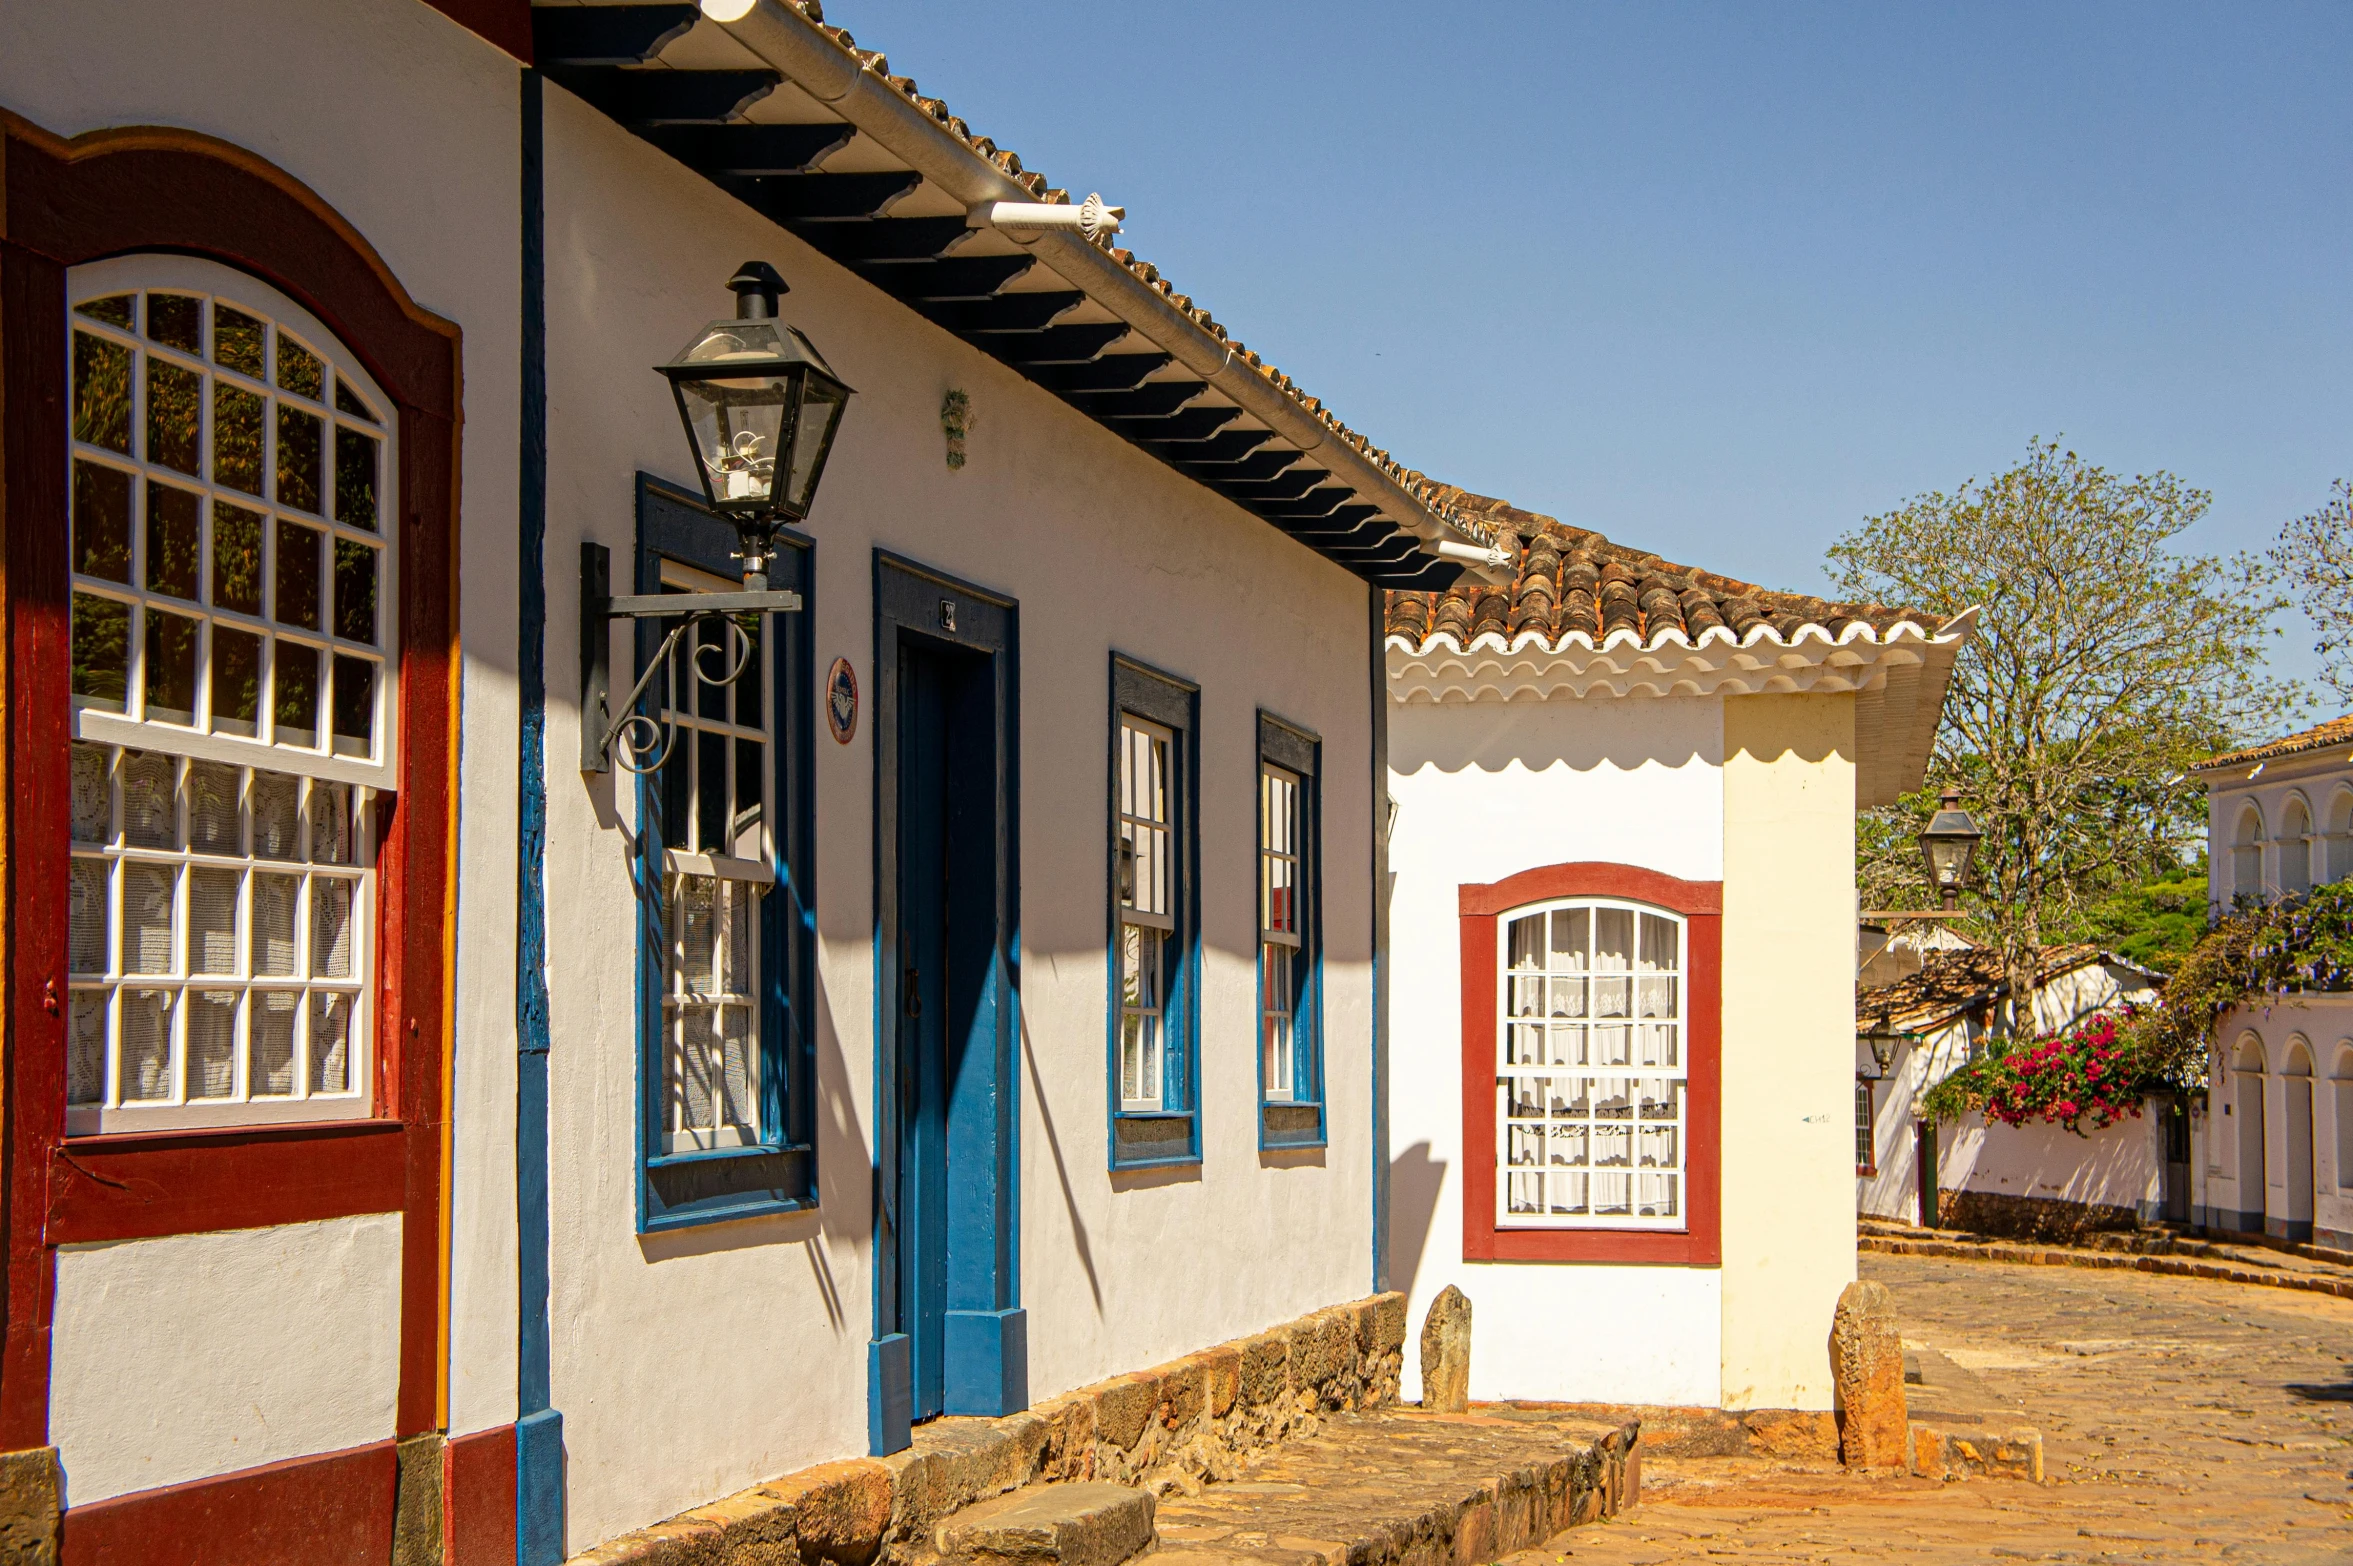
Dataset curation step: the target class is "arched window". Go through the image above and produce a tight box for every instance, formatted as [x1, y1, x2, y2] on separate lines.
[2280, 797, 2313, 896]
[64, 256, 395, 1133]
[1499, 898, 1686, 1228]
[2231, 806, 2265, 903]
[2326, 790, 2353, 885]
[2334, 1045, 2353, 1194]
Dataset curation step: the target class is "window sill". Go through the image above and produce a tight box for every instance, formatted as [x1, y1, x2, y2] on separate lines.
[1470, 1224, 1717, 1266]
[51, 1118, 407, 1243]
[647, 1142, 811, 1169]
[1259, 1101, 1325, 1149]
[640, 1191, 815, 1233]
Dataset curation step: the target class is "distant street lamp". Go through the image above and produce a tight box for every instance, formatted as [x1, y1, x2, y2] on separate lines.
[1917, 786, 1984, 911]
[1863, 1031, 1901, 1077]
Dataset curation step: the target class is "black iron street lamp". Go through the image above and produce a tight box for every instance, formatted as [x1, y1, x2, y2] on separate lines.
[653, 261, 852, 588]
[580, 262, 854, 774]
[1917, 786, 1983, 911]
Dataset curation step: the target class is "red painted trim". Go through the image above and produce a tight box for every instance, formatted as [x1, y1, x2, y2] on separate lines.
[1459, 861, 1723, 920]
[0, 114, 460, 1446]
[420, 0, 535, 63]
[1855, 1076, 1878, 1177]
[62, 1441, 397, 1566]
[444, 1425, 520, 1566]
[47, 1122, 406, 1244]
[0, 240, 73, 1451]
[1460, 863, 1724, 1267]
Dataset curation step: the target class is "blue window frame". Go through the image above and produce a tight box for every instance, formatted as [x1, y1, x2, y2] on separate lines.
[1107, 655, 1199, 1167]
[1257, 711, 1324, 1149]
[631, 474, 815, 1230]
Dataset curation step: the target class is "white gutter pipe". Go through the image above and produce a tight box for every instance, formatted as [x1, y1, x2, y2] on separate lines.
[702, 0, 1506, 576]
[972, 193, 1124, 242]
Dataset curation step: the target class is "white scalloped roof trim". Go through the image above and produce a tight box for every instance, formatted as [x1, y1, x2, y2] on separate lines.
[1388, 612, 1972, 706]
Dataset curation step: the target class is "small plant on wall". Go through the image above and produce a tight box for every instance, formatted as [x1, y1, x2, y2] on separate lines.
[941, 388, 973, 470]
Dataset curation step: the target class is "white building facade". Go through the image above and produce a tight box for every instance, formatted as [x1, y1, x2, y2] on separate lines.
[0, 2, 1513, 1559]
[2195, 717, 2353, 1248]
[1380, 498, 1966, 1412]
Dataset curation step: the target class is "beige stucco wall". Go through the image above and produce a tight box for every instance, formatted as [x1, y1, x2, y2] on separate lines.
[1719, 694, 1857, 1411]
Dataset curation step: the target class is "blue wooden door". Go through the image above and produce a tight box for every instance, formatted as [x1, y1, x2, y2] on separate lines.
[894, 635, 1001, 1423]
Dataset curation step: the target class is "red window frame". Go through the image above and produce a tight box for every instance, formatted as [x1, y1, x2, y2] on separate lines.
[0, 112, 458, 1447]
[1459, 862, 1722, 1266]
[1855, 1075, 1879, 1176]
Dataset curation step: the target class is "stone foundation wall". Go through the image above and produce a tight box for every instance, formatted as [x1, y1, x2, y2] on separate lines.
[1938, 1188, 2140, 1244]
[571, 1292, 1408, 1566]
[1492, 1404, 1838, 1464]
[1906, 1423, 2043, 1484]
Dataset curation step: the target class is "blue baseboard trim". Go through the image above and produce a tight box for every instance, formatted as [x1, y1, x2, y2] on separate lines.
[869, 1335, 912, 1456]
[517, 1407, 566, 1566]
[944, 1308, 1028, 1417]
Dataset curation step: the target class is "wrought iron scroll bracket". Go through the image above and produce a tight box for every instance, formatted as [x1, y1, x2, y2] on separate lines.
[579, 541, 803, 775]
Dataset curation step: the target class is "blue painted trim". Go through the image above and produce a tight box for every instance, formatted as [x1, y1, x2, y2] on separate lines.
[1256, 712, 1326, 1153]
[1105, 654, 1203, 1170]
[943, 1308, 1028, 1417]
[867, 1334, 911, 1456]
[516, 1408, 565, 1566]
[628, 477, 816, 1233]
[515, 68, 565, 1566]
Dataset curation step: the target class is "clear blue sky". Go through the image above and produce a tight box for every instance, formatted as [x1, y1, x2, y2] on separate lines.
[851, 1, 2348, 690]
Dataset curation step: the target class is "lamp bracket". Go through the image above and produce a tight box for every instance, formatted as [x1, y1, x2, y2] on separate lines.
[579, 541, 802, 775]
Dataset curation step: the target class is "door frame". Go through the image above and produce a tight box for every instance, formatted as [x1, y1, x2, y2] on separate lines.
[868, 551, 1022, 1454]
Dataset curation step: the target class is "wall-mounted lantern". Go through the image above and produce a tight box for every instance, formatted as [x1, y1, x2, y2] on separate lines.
[1917, 786, 1983, 911]
[653, 260, 852, 588]
[1863, 1031, 1901, 1079]
[581, 261, 854, 775]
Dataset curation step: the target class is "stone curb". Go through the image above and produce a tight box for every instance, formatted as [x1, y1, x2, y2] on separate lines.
[1343, 1420, 1642, 1566]
[566, 1292, 1409, 1566]
[1904, 1422, 2043, 1485]
[1861, 1236, 2353, 1300]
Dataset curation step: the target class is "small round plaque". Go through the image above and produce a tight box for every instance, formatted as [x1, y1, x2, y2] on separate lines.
[826, 656, 859, 744]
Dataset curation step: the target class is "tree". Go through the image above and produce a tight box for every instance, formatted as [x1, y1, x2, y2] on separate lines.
[1828, 438, 2296, 1032]
[2272, 479, 2353, 705]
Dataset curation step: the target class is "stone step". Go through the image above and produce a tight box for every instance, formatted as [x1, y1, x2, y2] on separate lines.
[1149, 1408, 1638, 1566]
[934, 1481, 1157, 1566]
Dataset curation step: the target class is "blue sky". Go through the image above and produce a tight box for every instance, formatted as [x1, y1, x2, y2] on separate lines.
[851, 1, 2349, 690]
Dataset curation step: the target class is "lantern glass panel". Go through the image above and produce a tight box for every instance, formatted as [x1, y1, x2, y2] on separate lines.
[785, 373, 849, 516]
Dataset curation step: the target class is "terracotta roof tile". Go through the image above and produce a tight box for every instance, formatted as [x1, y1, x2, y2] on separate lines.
[1384, 488, 1938, 652]
[2201, 715, 2353, 773]
[1855, 943, 2131, 1037]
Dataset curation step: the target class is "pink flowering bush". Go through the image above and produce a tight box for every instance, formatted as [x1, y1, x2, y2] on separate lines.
[1921, 1011, 2156, 1136]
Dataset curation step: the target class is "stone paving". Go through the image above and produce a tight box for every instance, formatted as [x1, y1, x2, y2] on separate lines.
[1505, 1253, 2353, 1564]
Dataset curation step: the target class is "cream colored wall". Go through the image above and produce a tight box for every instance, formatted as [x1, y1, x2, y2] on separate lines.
[540, 85, 1375, 1552]
[49, 1216, 404, 1505]
[1719, 694, 1857, 1412]
[0, 0, 526, 1460]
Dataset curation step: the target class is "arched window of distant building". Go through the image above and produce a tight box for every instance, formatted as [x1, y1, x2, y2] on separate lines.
[2231, 805, 2266, 904]
[2280, 796, 2314, 896]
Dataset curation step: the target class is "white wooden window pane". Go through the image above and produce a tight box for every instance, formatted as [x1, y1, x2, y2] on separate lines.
[1497, 897, 1686, 1231]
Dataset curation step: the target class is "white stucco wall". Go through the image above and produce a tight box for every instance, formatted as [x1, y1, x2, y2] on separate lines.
[2204, 749, 2353, 909]
[1385, 695, 1726, 1406]
[539, 86, 1377, 1551]
[49, 1216, 404, 1505]
[2207, 997, 2353, 1248]
[1941, 1112, 2163, 1215]
[1, 0, 528, 1463]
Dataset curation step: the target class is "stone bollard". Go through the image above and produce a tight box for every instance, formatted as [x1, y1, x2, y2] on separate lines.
[1419, 1285, 1471, 1413]
[1830, 1280, 1906, 1469]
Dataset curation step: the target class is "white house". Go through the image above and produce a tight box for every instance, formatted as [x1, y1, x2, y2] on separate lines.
[1854, 946, 2166, 1233]
[1380, 490, 1968, 1413]
[0, 2, 1516, 1559]
[2194, 716, 2353, 1248]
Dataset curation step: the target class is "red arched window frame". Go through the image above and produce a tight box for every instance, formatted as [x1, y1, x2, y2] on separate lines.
[1460, 862, 1722, 1266]
[0, 112, 458, 1448]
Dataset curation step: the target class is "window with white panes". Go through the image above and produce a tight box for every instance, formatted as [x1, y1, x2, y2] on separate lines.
[63, 259, 394, 1133]
[1855, 1078, 1877, 1172]
[1498, 899, 1686, 1229]
[1259, 764, 1302, 1101]
[1116, 717, 1173, 1111]
[651, 567, 773, 1154]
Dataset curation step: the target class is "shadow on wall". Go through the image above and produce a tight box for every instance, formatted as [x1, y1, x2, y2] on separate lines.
[1387, 1142, 1448, 1301]
[1387, 699, 1720, 777]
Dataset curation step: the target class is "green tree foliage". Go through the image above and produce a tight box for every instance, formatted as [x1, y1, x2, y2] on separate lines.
[2272, 478, 2353, 705]
[1828, 439, 2296, 1030]
[2079, 861, 2210, 977]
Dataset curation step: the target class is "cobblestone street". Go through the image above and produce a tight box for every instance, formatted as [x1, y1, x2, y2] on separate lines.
[1519, 1252, 2353, 1564]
